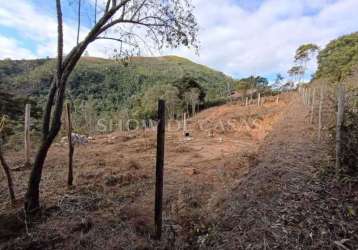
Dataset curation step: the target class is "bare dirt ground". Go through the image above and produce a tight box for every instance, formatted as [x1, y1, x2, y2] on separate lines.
[0, 93, 357, 249]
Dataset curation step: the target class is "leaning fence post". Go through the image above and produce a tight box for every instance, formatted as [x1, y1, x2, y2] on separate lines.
[318, 87, 324, 142]
[24, 104, 31, 168]
[155, 99, 165, 240]
[335, 85, 345, 174]
[65, 103, 74, 187]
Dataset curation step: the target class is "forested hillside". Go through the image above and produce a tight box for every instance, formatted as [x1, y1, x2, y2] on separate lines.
[0, 56, 233, 112]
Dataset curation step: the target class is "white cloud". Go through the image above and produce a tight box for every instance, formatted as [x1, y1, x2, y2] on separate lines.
[1, 0, 358, 80]
[0, 35, 36, 59]
[166, 0, 358, 79]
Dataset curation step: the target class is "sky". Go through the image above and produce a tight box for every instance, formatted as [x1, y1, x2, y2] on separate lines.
[1, 0, 358, 81]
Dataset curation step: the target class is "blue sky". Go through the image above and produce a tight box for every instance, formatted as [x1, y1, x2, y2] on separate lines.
[1, 0, 358, 81]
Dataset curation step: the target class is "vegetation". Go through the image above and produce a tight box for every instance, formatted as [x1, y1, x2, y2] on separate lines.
[0, 91, 41, 139]
[0, 56, 233, 125]
[234, 75, 271, 98]
[315, 32, 358, 83]
[312, 32, 358, 176]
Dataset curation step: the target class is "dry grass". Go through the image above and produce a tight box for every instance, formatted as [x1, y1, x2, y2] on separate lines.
[4, 93, 353, 249]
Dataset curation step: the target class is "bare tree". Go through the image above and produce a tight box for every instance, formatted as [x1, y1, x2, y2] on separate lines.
[183, 91, 191, 114]
[163, 85, 180, 119]
[187, 88, 200, 116]
[0, 116, 16, 205]
[24, 0, 198, 212]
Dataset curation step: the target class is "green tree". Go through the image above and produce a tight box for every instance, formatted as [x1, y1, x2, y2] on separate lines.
[294, 43, 319, 83]
[316, 32, 358, 83]
[235, 75, 270, 98]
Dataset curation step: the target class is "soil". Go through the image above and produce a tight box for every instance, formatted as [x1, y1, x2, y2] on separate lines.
[0, 92, 357, 249]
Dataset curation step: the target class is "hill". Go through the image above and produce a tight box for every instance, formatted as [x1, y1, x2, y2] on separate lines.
[0, 56, 233, 112]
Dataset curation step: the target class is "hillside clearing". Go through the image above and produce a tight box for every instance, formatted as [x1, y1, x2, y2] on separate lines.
[0, 93, 357, 249]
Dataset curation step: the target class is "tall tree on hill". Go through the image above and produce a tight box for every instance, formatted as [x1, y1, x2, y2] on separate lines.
[293, 43, 319, 83]
[24, 0, 199, 213]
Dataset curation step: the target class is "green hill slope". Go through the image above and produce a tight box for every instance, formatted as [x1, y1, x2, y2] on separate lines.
[0, 55, 232, 111]
[0, 56, 234, 134]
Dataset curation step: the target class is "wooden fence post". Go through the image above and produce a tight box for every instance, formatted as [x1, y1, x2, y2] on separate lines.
[257, 93, 261, 106]
[306, 88, 311, 106]
[335, 85, 345, 174]
[24, 104, 31, 168]
[318, 87, 324, 142]
[310, 88, 316, 124]
[304, 89, 307, 105]
[155, 99, 165, 240]
[276, 95, 279, 104]
[66, 103, 74, 187]
[245, 97, 248, 107]
[183, 112, 187, 136]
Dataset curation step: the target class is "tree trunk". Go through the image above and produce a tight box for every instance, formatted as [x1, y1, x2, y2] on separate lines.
[0, 145, 16, 205]
[24, 139, 53, 212]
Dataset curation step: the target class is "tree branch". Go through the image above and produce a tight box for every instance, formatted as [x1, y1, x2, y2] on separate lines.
[96, 36, 138, 47]
[76, 0, 81, 44]
[105, 0, 111, 13]
[56, 0, 63, 81]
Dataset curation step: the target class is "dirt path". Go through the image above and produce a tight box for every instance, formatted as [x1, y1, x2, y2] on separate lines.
[206, 95, 358, 249]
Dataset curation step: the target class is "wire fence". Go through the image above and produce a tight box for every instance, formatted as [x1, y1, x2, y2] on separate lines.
[298, 84, 358, 175]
